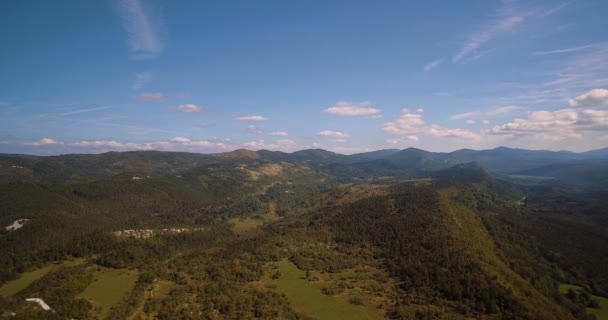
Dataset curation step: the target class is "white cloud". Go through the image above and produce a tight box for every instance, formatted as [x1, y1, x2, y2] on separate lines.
[137, 92, 164, 101]
[318, 130, 350, 138]
[118, 0, 164, 59]
[450, 111, 481, 121]
[383, 109, 479, 140]
[69, 139, 231, 152]
[236, 115, 269, 121]
[382, 110, 426, 135]
[568, 89, 608, 108]
[466, 119, 476, 125]
[71, 140, 128, 148]
[482, 120, 490, 125]
[172, 104, 203, 113]
[428, 126, 480, 139]
[387, 135, 419, 144]
[269, 131, 288, 137]
[132, 72, 152, 90]
[323, 101, 381, 117]
[20, 136, 299, 154]
[424, 58, 444, 72]
[416, 108, 424, 113]
[487, 105, 526, 116]
[25, 138, 60, 146]
[246, 125, 263, 134]
[240, 139, 297, 151]
[487, 107, 608, 141]
[170, 137, 191, 143]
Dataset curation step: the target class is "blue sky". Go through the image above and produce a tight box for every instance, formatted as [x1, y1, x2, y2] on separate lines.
[1, 0, 608, 155]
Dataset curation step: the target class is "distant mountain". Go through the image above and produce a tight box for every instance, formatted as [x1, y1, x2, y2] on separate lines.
[1, 146, 607, 185]
[348, 149, 400, 161]
[513, 160, 608, 190]
[288, 149, 346, 163]
[582, 147, 608, 158]
[430, 162, 492, 184]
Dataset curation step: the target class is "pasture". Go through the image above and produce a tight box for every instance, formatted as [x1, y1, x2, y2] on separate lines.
[269, 260, 383, 320]
[77, 267, 138, 317]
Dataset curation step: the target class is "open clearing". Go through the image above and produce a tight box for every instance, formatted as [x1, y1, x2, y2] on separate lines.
[77, 268, 138, 318]
[230, 201, 281, 235]
[0, 265, 54, 297]
[560, 284, 608, 320]
[0, 259, 84, 297]
[268, 260, 383, 320]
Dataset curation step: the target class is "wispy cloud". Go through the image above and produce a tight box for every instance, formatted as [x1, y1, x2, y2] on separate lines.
[136, 92, 164, 101]
[540, 44, 608, 93]
[171, 104, 204, 113]
[453, 9, 523, 62]
[269, 131, 288, 137]
[45, 137, 299, 153]
[450, 111, 481, 121]
[487, 105, 526, 116]
[323, 101, 381, 117]
[424, 58, 444, 72]
[449, 106, 525, 123]
[25, 138, 61, 146]
[318, 130, 350, 138]
[534, 44, 595, 56]
[473, 45, 608, 107]
[170, 137, 191, 143]
[61, 105, 121, 116]
[117, 0, 165, 59]
[236, 115, 269, 121]
[453, 1, 567, 63]
[132, 72, 152, 90]
[246, 125, 263, 134]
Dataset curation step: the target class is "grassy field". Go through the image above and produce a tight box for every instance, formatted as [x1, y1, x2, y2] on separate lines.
[230, 201, 281, 235]
[0, 265, 54, 297]
[560, 284, 608, 320]
[230, 216, 265, 234]
[269, 260, 383, 320]
[0, 259, 85, 297]
[77, 268, 138, 318]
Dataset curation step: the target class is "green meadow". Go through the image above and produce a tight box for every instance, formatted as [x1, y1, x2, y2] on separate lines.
[77, 268, 138, 317]
[230, 201, 281, 235]
[270, 260, 383, 320]
[0, 259, 84, 297]
[0, 265, 54, 297]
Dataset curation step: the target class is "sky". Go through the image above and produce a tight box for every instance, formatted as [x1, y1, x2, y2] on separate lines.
[1, 0, 608, 155]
